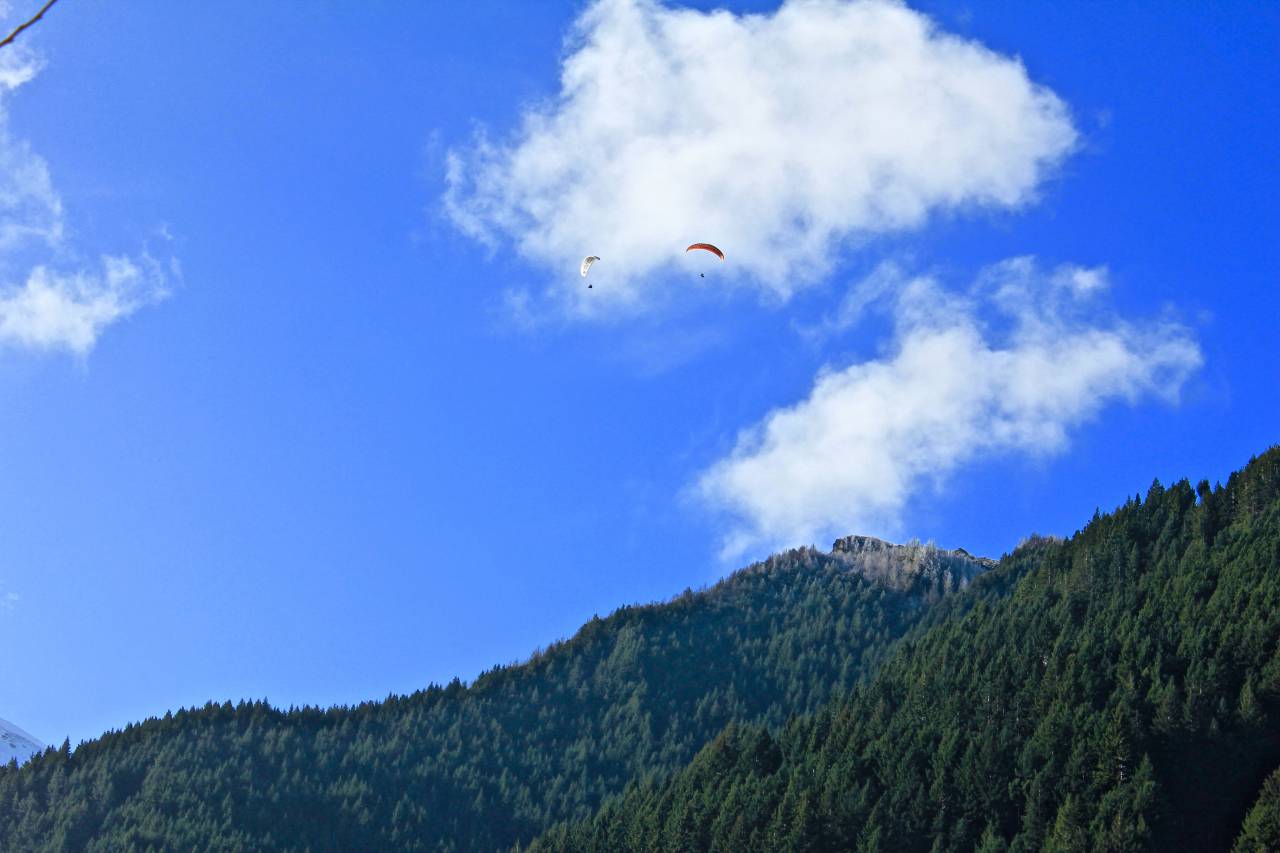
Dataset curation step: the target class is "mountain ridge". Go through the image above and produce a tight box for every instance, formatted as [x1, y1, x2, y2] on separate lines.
[0, 527, 989, 850]
[529, 446, 1280, 852]
[6, 445, 1277, 851]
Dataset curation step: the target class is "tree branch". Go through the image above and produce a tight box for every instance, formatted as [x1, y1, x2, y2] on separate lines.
[0, 0, 60, 51]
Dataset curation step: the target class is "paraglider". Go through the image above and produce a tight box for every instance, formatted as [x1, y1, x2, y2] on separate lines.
[686, 243, 724, 261]
[581, 255, 600, 288]
[686, 243, 723, 277]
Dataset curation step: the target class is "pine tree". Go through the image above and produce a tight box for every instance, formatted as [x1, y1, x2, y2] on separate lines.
[1234, 768, 1280, 853]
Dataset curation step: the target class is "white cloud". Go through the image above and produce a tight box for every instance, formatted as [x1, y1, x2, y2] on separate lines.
[794, 258, 915, 341]
[0, 49, 60, 250]
[697, 258, 1202, 558]
[0, 48, 169, 356]
[446, 0, 1078, 315]
[0, 255, 168, 354]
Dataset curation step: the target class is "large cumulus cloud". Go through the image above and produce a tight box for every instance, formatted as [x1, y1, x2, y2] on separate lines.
[446, 0, 1078, 314]
[697, 259, 1202, 558]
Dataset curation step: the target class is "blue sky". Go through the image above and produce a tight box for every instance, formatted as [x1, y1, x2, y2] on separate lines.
[0, 0, 1275, 748]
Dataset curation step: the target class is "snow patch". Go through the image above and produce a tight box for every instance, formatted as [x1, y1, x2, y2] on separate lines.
[0, 717, 44, 766]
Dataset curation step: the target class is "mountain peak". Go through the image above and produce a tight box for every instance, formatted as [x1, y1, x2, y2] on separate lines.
[0, 718, 43, 767]
[829, 534, 994, 595]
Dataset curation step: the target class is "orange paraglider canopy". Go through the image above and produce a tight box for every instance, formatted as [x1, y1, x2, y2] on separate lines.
[686, 243, 724, 260]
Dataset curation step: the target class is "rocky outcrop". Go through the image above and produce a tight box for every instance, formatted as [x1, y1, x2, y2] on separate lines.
[830, 534, 994, 598]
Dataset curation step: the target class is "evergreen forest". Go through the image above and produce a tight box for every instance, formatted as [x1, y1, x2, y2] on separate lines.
[2, 448, 1278, 851]
[0, 539, 985, 850]
[531, 447, 1280, 851]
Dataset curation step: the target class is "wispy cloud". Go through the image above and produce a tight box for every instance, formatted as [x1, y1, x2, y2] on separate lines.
[446, 0, 1078, 317]
[697, 258, 1202, 558]
[0, 578, 17, 612]
[0, 49, 59, 251]
[0, 255, 170, 354]
[793, 258, 916, 342]
[0, 46, 170, 356]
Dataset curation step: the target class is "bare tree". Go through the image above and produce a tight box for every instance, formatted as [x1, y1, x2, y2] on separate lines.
[0, 0, 60, 51]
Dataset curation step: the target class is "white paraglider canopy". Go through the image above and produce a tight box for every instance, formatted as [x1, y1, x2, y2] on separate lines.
[580, 256, 600, 277]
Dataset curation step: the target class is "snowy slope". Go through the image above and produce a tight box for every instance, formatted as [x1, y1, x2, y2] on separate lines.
[0, 718, 43, 766]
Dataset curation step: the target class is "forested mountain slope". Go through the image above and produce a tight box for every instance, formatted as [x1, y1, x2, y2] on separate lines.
[0, 538, 986, 851]
[530, 447, 1280, 852]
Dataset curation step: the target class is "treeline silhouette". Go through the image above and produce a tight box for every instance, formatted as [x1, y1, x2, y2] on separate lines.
[4, 449, 1277, 851]
[529, 447, 1280, 851]
[0, 535, 985, 850]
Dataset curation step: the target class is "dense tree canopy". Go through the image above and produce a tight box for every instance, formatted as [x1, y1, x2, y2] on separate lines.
[530, 447, 1280, 852]
[0, 538, 982, 851]
[4, 448, 1276, 851]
